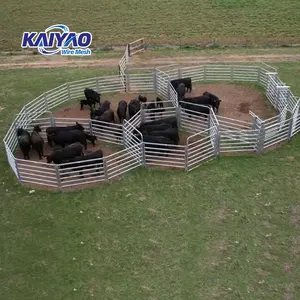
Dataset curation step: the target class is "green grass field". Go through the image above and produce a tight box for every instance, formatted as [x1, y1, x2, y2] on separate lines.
[2, 0, 300, 51]
[1, 62, 300, 299]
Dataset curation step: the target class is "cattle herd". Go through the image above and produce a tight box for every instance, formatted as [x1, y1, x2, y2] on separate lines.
[16, 79, 222, 177]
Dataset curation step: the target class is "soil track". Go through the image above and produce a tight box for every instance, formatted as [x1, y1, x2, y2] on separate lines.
[1, 53, 300, 70]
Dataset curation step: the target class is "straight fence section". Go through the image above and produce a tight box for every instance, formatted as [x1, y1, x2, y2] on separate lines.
[169, 83, 178, 107]
[127, 73, 153, 92]
[217, 116, 258, 152]
[128, 110, 142, 128]
[118, 46, 128, 88]
[69, 76, 124, 99]
[4, 143, 18, 176]
[142, 105, 176, 123]
[128, 38, 145, 56]
[263, 115, 291, 149]
[91, 120, 123, 145]
[24, 94, 48, 119]
[155, 69, 170, 100]
[46, 84, 69, 110]
[123, 120, 143, 164]
[180, 103, 210, 134]
[186, 128, 216, 171]
[58, 157, 106, 190]
[24, 117, 53, 140]
[16, 159, 58, 188]
[180, 65, 204, 82]
[143, 141, 185, 169]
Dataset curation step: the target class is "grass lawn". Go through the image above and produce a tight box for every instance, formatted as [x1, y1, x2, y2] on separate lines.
[2, 0, 300, 51]
[1, 62, 300, 299]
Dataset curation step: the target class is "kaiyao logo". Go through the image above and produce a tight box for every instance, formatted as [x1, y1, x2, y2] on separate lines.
[21, 24, 92, 56]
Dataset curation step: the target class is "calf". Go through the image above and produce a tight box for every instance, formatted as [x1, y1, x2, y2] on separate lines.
[85, 133, 97, 146]
[30, 125, 44, 159]
[90, 101, 111, 119]
[117, 100, 127, 123]
[95, 109, 115, 123]
[128, 99, 141, 119]
[60, 150, 104, 178]
[80, 98, 96, 110]
[49, 129, 88, 149]
[17, 128, 31, 160]
[46, 142, 84, 164]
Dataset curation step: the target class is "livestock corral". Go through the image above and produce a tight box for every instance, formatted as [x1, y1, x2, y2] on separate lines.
[4, 39, 300, 191]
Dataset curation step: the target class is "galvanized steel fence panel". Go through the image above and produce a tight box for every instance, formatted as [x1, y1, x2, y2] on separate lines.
[180, 65, 204, 82]
[128, 110, 142, 128]
[144, 142, 186, 169]
[58, 157, 106, 189]
[16, 159, 58, 188]
[292, 99, 300, 135]
[4, 143, 18, 177]
[91, 120, 123, 145]
[128, 38, 144, 56]
[155, 69, 170, 100]
[169, 82, 178, 107]
[106, 146, 142, 179]
[186, 129, 216, 171]
[142, 106, 176, 123]
[180, 109, 209, 134]
[46, 84, 69, 110]
[128, 73, 153, 91]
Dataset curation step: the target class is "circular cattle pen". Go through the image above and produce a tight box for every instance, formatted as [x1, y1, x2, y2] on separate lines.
[3, 39, 300, 192]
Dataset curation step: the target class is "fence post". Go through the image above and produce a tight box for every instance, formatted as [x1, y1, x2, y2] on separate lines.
[152, 68, 157, 92]
[126, 73, 130, 92]
[214, 127, 221, 157]
[178, 68, 182, 79]
[103, 157, 108, 181]
[256, 123, 265, 154]
[55, 165, 62, 192]
[44, 93, 49, 111]
[141, 142, 146, 166]
[14, 159, 22, 183]
[140, 107, 146, 123]
[67, 83, 71, 100]
[50, 116, 56, 127]
[96, 78, 100, 93]
[184, 145, 188, 171]
[287, 117, 294, 141]
[176, 106, 181, 128]
[89, 119, 93, 135]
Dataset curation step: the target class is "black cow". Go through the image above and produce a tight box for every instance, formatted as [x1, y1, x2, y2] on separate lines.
[137, 123, 173, 134]
[85, 133, 97, 146]
[179, 100, 210, 118]
[176, 83, 186, 102]
[80, 99, 96, 110]
[17, 128, 31, 160]
[203, 91, 222, 113]
[95, 109, 115, 123]
[49, 130, 88, 149]
[60, 150, 104, 178]
[139, 116, 178, 130]
[46, 122, 84, 146]
[117, 100, 127, 123]
[84, 88, 101, 105]
[128, 99, 141, 119]
[30, 125, 44, 159]
[147, 128, 179, 145]
[90, 100, 111, 119]
[184, 95, 220, 113]
[156, 97, 164, 108]
[171, 78, 192, 92]
[46, 142, 84, 164]
[142, 135, 175, 156]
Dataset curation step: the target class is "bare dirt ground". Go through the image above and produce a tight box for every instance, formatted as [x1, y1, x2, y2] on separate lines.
[1, 53, 300, 70]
